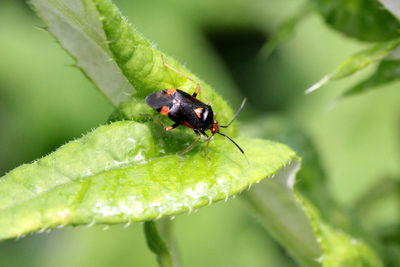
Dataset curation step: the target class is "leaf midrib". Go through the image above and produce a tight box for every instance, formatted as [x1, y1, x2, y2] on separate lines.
[48, 0, 111, 55]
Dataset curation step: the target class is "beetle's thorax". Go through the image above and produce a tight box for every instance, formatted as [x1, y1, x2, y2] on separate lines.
[199, 105, 213, 130]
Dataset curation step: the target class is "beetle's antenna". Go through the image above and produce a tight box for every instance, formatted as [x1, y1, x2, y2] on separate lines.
[220, 98, 247, 128]
[216, 132, 250, 167]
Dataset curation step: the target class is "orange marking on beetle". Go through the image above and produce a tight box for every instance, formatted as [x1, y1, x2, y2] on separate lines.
[160, 106, 169, 116]
[193, 107, 204, 119]
[167, 89, 177, 95]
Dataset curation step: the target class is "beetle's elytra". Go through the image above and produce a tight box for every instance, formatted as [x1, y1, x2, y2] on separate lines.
[145, 56, 249, 166]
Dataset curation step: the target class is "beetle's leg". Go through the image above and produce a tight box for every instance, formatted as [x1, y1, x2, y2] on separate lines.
[161, 56, 209, 103]
[201, 131, 211, 160]
[147, 114, 179, 131]
[204, 137, 212, 160]
[181, 130, 202, 158]
[200, 131, 209, 138]
[165, 123, 180, 131]
[192, 84, 200, 98]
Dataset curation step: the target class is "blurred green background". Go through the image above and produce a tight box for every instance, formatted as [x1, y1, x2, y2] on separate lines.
[1, 0, 399, 266]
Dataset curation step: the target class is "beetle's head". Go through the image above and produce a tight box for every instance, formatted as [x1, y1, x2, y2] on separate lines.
[211, 120, 219, 135]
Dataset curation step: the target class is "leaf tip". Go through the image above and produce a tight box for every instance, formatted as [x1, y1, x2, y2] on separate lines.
[305, 75, 331, 94]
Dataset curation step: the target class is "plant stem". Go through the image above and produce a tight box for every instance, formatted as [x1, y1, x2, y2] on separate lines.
[144, 219, 180, 267]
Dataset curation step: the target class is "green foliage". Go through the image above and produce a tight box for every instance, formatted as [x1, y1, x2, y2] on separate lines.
[309, 0, 400, 42]
[244, 117, 383, 266]
[0, 0, 399, 266]
[144, 220, 176, 267]
[94, 0, 235, 135]
[266, 0, 400, 97]
[299, 197, 383, 267]
[320, 222, 382, 267]
[244, 161, 322, 267]
[243, 116, 334, 217]
[30, 0, 134, 106]
[0, 119, 297, 240]
[343, 59, 400, 97]
[306, 38, 400, 94]
[1, 4, 299, 266]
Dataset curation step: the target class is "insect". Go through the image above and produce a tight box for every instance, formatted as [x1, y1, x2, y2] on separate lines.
[145, 57, 249, 166]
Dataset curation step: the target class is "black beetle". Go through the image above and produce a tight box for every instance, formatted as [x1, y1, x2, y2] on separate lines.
[145, 57, 248, 165]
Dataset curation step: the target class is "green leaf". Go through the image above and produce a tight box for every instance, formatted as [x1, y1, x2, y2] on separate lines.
[309, 0, 400, 42]
[343, 59, 400, 97]
[4, 1, 386, 265]
[300, 197, 383, 267]
[243, 117, 382, 266]
[24, 0, 297, 247]
[306, 38, 400, 94]
[29, 0, 235, 136]
[29, 0, 135, 106]
[243, 116, 336, 217]
[244, 161, 322, 267]
[245, 175, 383, 266]
[29, 0, 235, 134]
[0, 121, 297, 240]
[93, 0, 236, 136]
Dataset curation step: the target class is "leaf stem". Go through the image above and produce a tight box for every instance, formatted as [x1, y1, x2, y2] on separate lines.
[144, 219, 180, 267]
